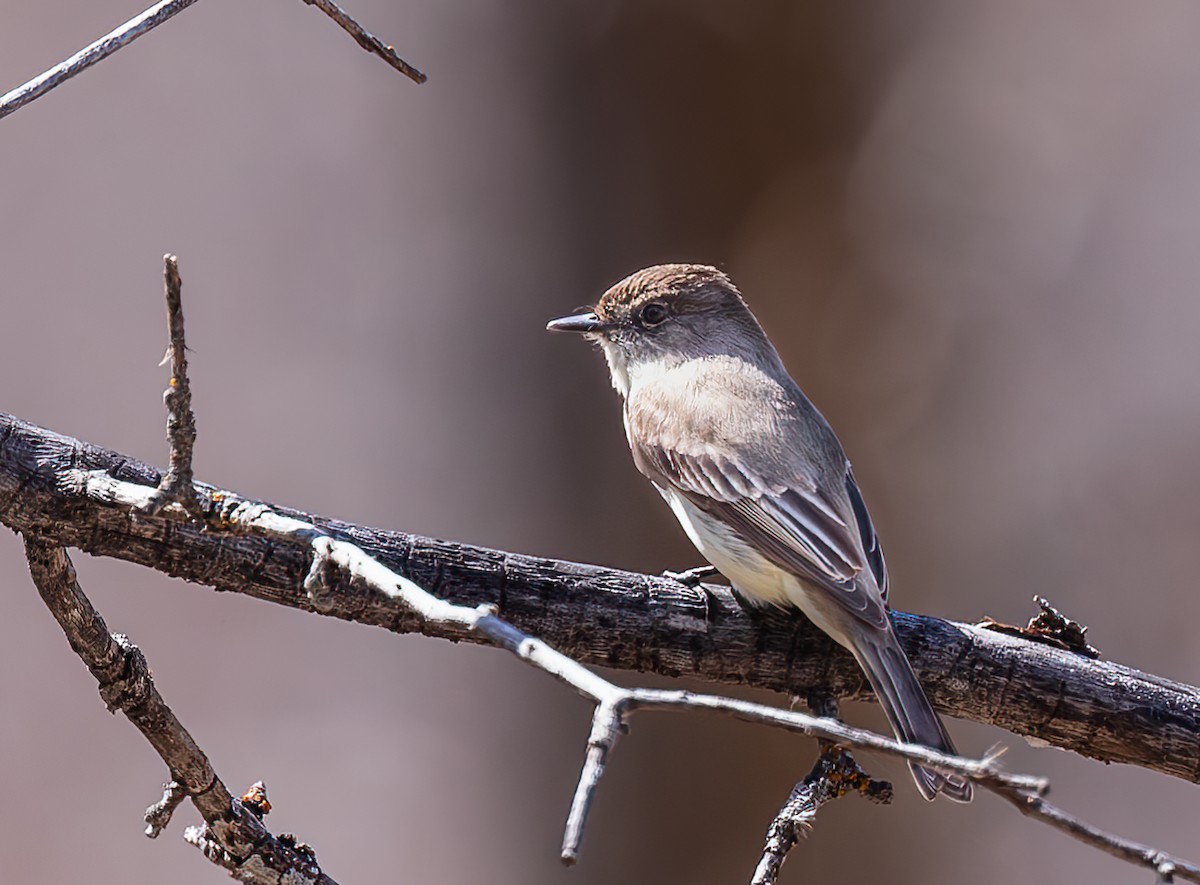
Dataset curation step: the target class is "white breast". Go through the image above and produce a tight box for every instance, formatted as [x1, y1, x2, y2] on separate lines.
[655, 485, 791, 607]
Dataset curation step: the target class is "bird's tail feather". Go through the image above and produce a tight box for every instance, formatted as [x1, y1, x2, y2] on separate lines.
[853, 633, 973, 803]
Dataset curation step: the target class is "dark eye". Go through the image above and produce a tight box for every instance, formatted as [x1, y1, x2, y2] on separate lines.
[639, 301, 669, 327]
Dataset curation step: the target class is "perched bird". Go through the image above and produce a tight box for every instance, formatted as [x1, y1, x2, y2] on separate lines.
[547, 264, 971, 801]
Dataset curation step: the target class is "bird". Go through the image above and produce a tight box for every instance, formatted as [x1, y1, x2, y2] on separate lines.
[546, 263, 971, 802]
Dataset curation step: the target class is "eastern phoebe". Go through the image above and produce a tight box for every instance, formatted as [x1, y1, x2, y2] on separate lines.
[547, 264, 971, 802]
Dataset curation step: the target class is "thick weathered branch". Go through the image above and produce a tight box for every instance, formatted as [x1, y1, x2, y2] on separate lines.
[23, 539, 335, 884]
[1, 412, 1199, 787]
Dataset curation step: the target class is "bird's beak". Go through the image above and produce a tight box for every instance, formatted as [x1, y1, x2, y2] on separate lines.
[546, 311, 605, 334]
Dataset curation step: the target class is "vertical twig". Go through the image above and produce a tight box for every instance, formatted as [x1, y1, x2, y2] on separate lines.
[560, 700, 625, 865]
[142, 254, 202, 518]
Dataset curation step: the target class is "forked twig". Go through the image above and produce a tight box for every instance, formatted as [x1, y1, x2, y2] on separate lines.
[0, 0, 423, 122]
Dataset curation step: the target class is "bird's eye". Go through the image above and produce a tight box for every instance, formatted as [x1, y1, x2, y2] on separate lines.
[639, 301, 669, 327]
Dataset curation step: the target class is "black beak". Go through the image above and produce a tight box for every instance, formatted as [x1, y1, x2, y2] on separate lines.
[546, 311, 605, 333]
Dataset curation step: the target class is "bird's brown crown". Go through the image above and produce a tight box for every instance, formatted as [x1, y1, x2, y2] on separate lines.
[594, 264, 742, 323]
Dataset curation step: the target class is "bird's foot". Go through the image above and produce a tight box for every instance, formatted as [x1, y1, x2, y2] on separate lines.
[661, 565, 720, 587]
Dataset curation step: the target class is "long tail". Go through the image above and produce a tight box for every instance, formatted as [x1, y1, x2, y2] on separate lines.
[852, 629, 973, 802]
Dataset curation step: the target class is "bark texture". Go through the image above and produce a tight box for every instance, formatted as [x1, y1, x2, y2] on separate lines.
[2, 411, 1197, 783]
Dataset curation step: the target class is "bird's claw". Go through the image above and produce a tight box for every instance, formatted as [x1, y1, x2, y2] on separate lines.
[661, 565, 720, 587]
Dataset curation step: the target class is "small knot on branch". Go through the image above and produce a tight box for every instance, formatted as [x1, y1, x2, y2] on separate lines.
[144, 781, 188, 838]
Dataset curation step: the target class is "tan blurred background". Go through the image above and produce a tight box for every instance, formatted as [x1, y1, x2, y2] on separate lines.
[2, 0, 1200, 882]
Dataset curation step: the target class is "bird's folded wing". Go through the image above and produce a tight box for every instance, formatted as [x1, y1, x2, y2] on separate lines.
[846, 466, 888, 603]
[634, 441, 890, 630]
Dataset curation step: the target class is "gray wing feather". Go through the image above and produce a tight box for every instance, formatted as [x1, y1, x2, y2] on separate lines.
[633, 440, 889, 630]
[846, 467, 888, 602]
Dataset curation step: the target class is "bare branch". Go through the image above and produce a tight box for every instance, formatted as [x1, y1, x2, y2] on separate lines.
[2, 410, 1199, 787]
[0, 0, 424, 123]
[141, 255, 202, 519]
[300, 0, 427, 83]
[0, 0, 202, 122]
[561, 700, 623, 865]
[22, 539, 337, 884]
[992, 787, 1200, 883]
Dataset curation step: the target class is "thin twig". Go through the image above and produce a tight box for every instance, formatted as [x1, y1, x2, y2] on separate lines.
[993, 787, 1200, 883]
[0, 0, 424, 123]
[23, 539, 336, 884]
[301, 0, 427, 83]
[624, 689, 1041, 792]
[142, 255, 202, 518]
[0, 0, 202, 122]
[561, 700, 623, 865]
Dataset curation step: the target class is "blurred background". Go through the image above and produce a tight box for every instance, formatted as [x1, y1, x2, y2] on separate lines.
[2, 0, 1199, 881]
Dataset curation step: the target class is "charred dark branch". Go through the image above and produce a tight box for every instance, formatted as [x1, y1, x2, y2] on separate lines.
[1, 410, 1196, 786]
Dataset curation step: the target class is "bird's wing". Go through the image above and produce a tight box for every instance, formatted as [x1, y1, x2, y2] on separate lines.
[846, 466, 888, 603]
[632, 439, 890, 631]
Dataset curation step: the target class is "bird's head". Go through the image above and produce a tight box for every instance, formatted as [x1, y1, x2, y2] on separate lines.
[547, 264, 773, 397]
